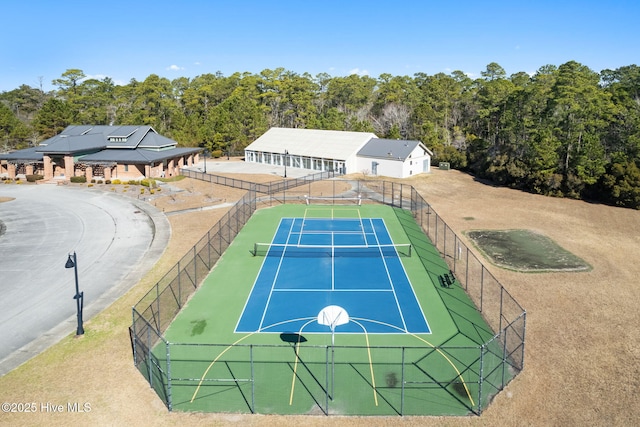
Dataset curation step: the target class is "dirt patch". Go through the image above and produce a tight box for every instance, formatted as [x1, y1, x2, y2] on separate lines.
[0, 170, 639, 426]
[0, 197, 15, 203]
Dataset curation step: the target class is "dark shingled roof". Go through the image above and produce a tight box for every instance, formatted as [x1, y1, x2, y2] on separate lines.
[1, 125, 200, 165]
[37, 133, 107, 154]
[33, 125, 161, 153]
[357, 138, 427, 161]
[0, 146, 44, 161]
[80, 147, 200, 164]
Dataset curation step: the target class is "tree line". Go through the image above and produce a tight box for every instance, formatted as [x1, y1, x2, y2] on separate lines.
[1, 62, 639, 208]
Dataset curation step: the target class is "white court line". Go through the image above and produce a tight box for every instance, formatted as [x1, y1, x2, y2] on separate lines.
[331, 228, 335, 290]
[272, 288, 394, 292]
[369, 218, 408, 332]
[258, 218, 297, 331]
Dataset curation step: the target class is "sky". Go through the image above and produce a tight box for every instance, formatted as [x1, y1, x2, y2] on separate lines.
[1, 0, 638, 92]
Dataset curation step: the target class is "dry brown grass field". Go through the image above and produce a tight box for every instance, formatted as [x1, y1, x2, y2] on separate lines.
[0, 169, 638, 427]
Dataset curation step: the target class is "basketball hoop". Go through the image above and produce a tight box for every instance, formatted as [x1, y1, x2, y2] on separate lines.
[317, 305, 349, 333]
[318, 305, 349, 400]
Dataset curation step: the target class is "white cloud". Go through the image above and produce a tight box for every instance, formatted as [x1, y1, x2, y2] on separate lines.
[349, 68, 369, 76]
[166, 64, 185, 71]
[84, 73, 108, 81]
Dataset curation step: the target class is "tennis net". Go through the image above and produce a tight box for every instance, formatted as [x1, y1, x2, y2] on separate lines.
[251, 242, 412, 258]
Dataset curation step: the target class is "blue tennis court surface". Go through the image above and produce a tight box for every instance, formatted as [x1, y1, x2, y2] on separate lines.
[236, 217, 430, 334]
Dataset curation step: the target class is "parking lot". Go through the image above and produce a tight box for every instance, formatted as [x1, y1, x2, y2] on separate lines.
[0, 184, 169, 375]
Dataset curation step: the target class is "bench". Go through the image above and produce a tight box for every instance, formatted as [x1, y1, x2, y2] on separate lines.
[438, 275, 448, 288]
[438, 271, 457, 288]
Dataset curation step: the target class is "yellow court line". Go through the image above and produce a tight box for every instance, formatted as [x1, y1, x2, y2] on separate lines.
[349, 317, 476, 407]
[289, 319, 317, 405]
[190, 332, 256, 403]
[409, 333, 476, 406]
[363, 327, 378, 406]
[288, 335, 304, 405]
[351, 319, 378, 406]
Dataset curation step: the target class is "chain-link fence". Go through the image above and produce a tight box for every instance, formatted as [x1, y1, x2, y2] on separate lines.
[131, 174, 525, 415]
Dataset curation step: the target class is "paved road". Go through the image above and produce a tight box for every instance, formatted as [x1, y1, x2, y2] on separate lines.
[0, 184, 169, 376]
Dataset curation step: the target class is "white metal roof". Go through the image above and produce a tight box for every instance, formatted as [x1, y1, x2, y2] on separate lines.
[245, 127, 377, 160]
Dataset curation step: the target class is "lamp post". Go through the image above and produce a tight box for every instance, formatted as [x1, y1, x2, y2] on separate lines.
[65, 252, 84, 335]
[203, 149, 208, 174]
[284, 149, 288, 178]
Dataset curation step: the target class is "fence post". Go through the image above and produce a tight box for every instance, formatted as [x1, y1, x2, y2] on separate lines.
[502, 327, 508, 390]
[177, 261, 181, 308]
[325, 346, 330, 413]
[443, 223, 448, 260]
[147, 326, 153, 389]
[465, 247, 470, 291]
[250, 345, 255, 413]
[131, 310, 137, 366]
[480, 267, 485, 312]
[401, 346, 405, 416]
[478, 344, 485, 414]
[499, 286, 504, 333]
[155, 283, 160, 331]
[166, 341, 173, 411]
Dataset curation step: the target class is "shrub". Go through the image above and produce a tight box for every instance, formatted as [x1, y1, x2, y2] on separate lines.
[140, 178, 157, 188]
[211, 149, 223, 158]
[26, 174, 44, 182]
[90, 179, 96, 183]
[105, 180, 111, 184]
[128, 179, 138, 185]
[112, 179, 121, 185]
[70, 176, 86, 183]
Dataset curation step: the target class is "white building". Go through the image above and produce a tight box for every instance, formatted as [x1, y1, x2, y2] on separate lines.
[356, 138, 432, 178]
[244, 127, 432, 178]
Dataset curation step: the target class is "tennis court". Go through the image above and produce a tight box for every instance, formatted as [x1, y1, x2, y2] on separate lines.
[142, 202, 515, 415]
[237, 212, 430, 335]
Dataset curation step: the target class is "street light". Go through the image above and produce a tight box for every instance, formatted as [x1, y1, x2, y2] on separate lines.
[65, 252, 85, 336]
[203, 149, 208, 174]
[284, 149, 288, 178]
